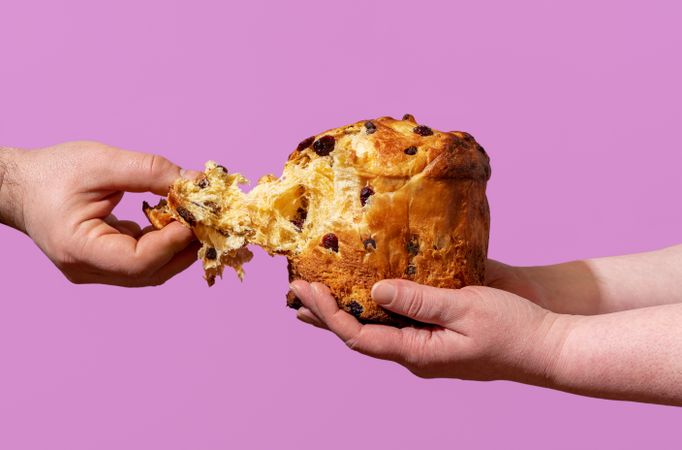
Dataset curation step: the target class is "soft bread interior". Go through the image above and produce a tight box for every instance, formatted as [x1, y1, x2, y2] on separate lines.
[165, 150, 367, 285]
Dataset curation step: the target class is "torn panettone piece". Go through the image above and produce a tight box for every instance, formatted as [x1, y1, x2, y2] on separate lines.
[144, 115, 491, 325]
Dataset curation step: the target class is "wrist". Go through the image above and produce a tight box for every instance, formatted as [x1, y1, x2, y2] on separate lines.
[0, 147, 27, 231]
[516, 311, 580, 388]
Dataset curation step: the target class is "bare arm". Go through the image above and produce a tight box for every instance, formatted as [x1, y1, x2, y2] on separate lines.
[551, 303, 682, 405]
[0, 147, 25, 230]
[488, 246, 682, 315]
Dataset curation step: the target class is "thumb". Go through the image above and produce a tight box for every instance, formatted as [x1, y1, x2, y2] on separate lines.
[371, 279, 466, 325]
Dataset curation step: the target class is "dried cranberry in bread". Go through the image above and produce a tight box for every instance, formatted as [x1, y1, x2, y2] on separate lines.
[144, 115, 491, 325]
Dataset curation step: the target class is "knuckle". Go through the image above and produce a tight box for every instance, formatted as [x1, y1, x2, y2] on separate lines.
[405, 291, 427, 318]
[401, 334, 426, 368]
[458, 286, 486, 314]
[345, 336, 364, 353]
[345, 337, 360, 351]
[344, 329, 365, 353]
[67, 140, 108, 155]
[65, 139, 102, 148]
[460, 285, 487, 300]
[144, 153, 170, 177]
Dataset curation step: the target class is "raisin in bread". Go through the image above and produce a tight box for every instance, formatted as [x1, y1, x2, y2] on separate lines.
[144, 115, 491, 325]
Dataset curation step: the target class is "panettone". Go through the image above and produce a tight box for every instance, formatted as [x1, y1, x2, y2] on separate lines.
[144, 115, 491, 325]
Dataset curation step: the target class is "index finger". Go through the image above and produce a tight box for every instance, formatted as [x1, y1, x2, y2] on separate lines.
[290, 281, 408, 362]
[84, 144, 183, 195]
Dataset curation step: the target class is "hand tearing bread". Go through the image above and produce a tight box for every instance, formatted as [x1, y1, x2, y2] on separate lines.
[143, 115, 491, 325]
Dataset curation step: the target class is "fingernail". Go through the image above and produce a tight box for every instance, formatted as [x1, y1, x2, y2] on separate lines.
[179, 169, 202, 180]
[297, 313, 314, 325]
[297, 312, 322, 328]
[371, 281, 395, 304]
[289, 283, 300, 296]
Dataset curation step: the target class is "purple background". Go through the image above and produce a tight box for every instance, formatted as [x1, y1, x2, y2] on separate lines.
[1, 0, 681, 448]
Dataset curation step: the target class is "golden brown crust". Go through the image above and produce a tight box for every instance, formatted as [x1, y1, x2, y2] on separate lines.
[144, 114, 491, 326]
[281, 116, 490, 324]
[142, 199, 174, 229]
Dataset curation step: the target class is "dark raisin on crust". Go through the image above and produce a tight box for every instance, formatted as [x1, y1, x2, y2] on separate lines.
[413, 125, 434, 136]
[406, 235, 420, 256]
[197, 177, 209, 189]
[477, 144, 487, 156]
[347, 300, 364, 318]
[402, 113, 415, 121]
[203, 200, 221, 214]
[176, 206, 196, 226]
[321, 233, 339, 252]
[363, 238, 377, 251]
[364, 121, 377, 134]
[291, 207, 307, 231]
[205, 247, 217, 260]
[207, 274, 216, 286]
[360, 186, 374, 206]
[216, 165, 229, 174]
[313, 135, 335, 156]
[404, 146, 418, 155]
[296, 136, 315, 151]
[405, 264, 417, 276]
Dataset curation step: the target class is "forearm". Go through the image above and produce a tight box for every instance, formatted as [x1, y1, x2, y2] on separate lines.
[521, 246, 682, 314]
[0, 147, 25, 230]
[547, 304, 682, 406]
